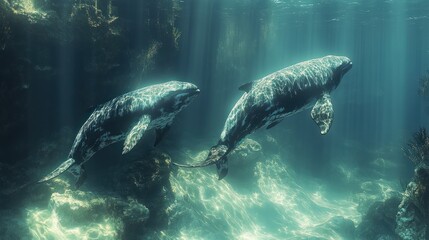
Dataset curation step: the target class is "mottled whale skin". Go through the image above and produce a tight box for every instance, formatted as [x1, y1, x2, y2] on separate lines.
[37, 81, 200, 188]
[174, 55, 352, 179]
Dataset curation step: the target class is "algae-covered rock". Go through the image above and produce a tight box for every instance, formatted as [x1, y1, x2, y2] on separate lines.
[114, 150, 174, 229]
[4, 0, 51, 24]
[396, 128, 429, 239]
[27, 188, 149, 239]
[396, 166, 429, 240]
[356, 196, 401, 239]
[115, 150, 172, 199]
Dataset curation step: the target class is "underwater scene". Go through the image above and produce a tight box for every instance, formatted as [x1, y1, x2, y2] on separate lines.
[1, 0, 429, 239]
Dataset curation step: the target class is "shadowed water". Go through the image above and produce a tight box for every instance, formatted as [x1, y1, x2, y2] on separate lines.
[1, 0, 429, 239]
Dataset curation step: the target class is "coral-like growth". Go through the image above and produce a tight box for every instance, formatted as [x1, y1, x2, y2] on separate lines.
[419, 71, 429, 96]
[402, 128, 429, 165]
[396, 128, 429, 239]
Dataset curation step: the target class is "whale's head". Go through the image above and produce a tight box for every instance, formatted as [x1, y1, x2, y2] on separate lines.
[161, 81, 200, 112]
[323, 55, 352, 89]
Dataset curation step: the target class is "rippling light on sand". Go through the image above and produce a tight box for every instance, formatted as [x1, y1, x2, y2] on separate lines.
[25, 139, 399, 239]
[27, 208, 120, 240]
[166, 141, 399, 239]
[26, 182, 122, 240]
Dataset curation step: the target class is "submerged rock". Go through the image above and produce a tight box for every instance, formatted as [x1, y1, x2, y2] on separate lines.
[356, 196, 401, 239]
[0, 0, 182, 170]
[396, 128, 429, 239]
[114, 150, 174, 229]
[396, 166, 429, 240]
[27, 187, 149, 239]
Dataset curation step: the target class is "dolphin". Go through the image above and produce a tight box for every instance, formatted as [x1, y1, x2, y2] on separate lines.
[174, 55, 352, 179]
[12, 81, 200, 191]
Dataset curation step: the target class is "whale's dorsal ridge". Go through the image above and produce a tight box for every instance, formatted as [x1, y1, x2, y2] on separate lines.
[173, 56, 352, 179]
[122, 114, 151, 154]
[238, 81, 256, 92]
[311, 93, 334, 135]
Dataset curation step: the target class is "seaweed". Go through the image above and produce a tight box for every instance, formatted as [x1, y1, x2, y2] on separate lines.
[402, 128, 429, 165]
[396, 129, 429, 239]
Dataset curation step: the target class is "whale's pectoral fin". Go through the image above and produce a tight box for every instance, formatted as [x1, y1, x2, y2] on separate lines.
[311, 93, 334, 135]
[154, 125, 171, 147]
[238, 81, 256, 92]
[68, 164, 87, 189]
[123, 115, 151, 154]
[216, 157, 228, 180]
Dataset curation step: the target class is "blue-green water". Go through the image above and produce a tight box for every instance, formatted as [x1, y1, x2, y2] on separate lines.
[0, 0, 429, 239]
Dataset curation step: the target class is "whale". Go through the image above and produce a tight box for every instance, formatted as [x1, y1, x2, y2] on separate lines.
[174, 55, 352, 180]
[17, 81, 200, 191]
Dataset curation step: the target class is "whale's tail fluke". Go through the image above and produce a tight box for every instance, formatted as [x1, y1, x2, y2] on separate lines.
[38, 158, 76, 183]
[172, 144, 229, 180]
[38, 158, 87, 189]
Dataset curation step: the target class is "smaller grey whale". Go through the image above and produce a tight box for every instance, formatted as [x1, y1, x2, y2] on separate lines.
[11, 81, 200, 191]
[174, 55, 352, 179]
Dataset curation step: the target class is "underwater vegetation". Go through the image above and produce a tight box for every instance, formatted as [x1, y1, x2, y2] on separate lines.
[402, 128, 429, 165]
[397, 128, 429, 239]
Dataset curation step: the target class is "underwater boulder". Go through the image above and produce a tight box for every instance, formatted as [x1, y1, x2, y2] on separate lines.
[26, 187, 149, 239]
[3, 0, 52, 24]
[395, 166, 429, 240]
[396, 128, 429, 239]
[114, 150, 174, 229]
[356, 196, 401, 239]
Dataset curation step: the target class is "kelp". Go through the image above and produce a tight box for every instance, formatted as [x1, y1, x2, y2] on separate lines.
[402, 128, 429, 165]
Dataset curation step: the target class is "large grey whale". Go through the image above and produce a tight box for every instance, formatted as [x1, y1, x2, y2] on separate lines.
[174, 55, 352, 179]
[35, 81, 200, 188]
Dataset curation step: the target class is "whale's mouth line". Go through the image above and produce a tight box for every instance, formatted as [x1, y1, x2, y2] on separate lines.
[190, 88, 201, 97]
[342, 62, 353, 73]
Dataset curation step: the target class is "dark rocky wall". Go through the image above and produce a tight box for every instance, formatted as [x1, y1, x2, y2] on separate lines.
[0, 0, 182, 168]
